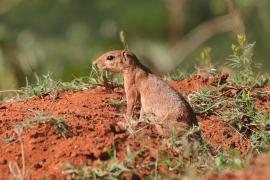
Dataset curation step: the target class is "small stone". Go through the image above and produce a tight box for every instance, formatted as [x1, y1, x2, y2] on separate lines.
[71, 152, 77, 157]
[34, 163, 43, 169]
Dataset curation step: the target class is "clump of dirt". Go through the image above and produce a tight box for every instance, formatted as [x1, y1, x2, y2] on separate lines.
[0, 74, 268, 179]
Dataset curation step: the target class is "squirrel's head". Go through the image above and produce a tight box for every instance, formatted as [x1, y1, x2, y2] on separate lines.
[94, 50, 138, 73]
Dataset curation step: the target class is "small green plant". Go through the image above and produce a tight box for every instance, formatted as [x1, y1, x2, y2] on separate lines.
[64, 163, 132, 180]
[228, 35, 257, 73]
[200, 47, 212, 67]
[220, 89, 270, 152]
[2, 64, 124, 101]
[50, 117, 72, 138]
[25, 74, 59, 95]
[198, 47, 214, 74]
[63, 146, 142, 179]
[145, 126, 211, 179]
[227, 34, 266, 86]
[195, 47, 219, 76]
[189, 88, 226, 115]
[222, 90, 255, 120]
[163, 69, 189, 82]
[17, 73, 93, 99]
[249, 110, 270, 152]
[213, 151, 244, 172]
[16, 110, 72, 138]
[251, 130, 270, 152]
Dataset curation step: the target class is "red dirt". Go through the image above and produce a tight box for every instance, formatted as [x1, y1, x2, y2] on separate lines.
[0, 75, 268, 179]
[170, 73, 229, 92]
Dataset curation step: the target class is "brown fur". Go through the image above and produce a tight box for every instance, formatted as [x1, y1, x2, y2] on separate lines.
[94, 50, 197, 136]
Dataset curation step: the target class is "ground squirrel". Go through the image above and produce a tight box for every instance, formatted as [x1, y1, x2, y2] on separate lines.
[94, 50, 198, 136]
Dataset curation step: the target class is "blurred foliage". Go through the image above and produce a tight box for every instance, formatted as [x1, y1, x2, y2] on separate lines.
[0, 0, 270, 89]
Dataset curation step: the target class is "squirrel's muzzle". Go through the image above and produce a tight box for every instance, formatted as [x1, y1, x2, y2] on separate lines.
[93, 58, 106, 70]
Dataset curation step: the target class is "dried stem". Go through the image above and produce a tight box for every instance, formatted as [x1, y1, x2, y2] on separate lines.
[14, 128, 26, 179]
[0, 90, 24, 93]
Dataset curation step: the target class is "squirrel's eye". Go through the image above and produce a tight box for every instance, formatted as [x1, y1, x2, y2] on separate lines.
[106, 55, 114, 61]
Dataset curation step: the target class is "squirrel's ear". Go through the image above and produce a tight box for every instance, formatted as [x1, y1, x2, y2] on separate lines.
[122, 51, 133, 67]
[123, 51, 131, 60]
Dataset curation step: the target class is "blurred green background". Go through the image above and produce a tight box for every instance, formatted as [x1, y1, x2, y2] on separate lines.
[0, 0, 269, 89]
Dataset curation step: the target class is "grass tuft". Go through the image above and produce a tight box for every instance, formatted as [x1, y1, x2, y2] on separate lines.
[16, 110, 72, 138]
[63, 145, 142, 179]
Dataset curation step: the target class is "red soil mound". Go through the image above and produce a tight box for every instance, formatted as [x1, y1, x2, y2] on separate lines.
[0, 75, 267, 179]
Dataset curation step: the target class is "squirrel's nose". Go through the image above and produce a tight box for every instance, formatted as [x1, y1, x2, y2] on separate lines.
[93, 57, 101, 65]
